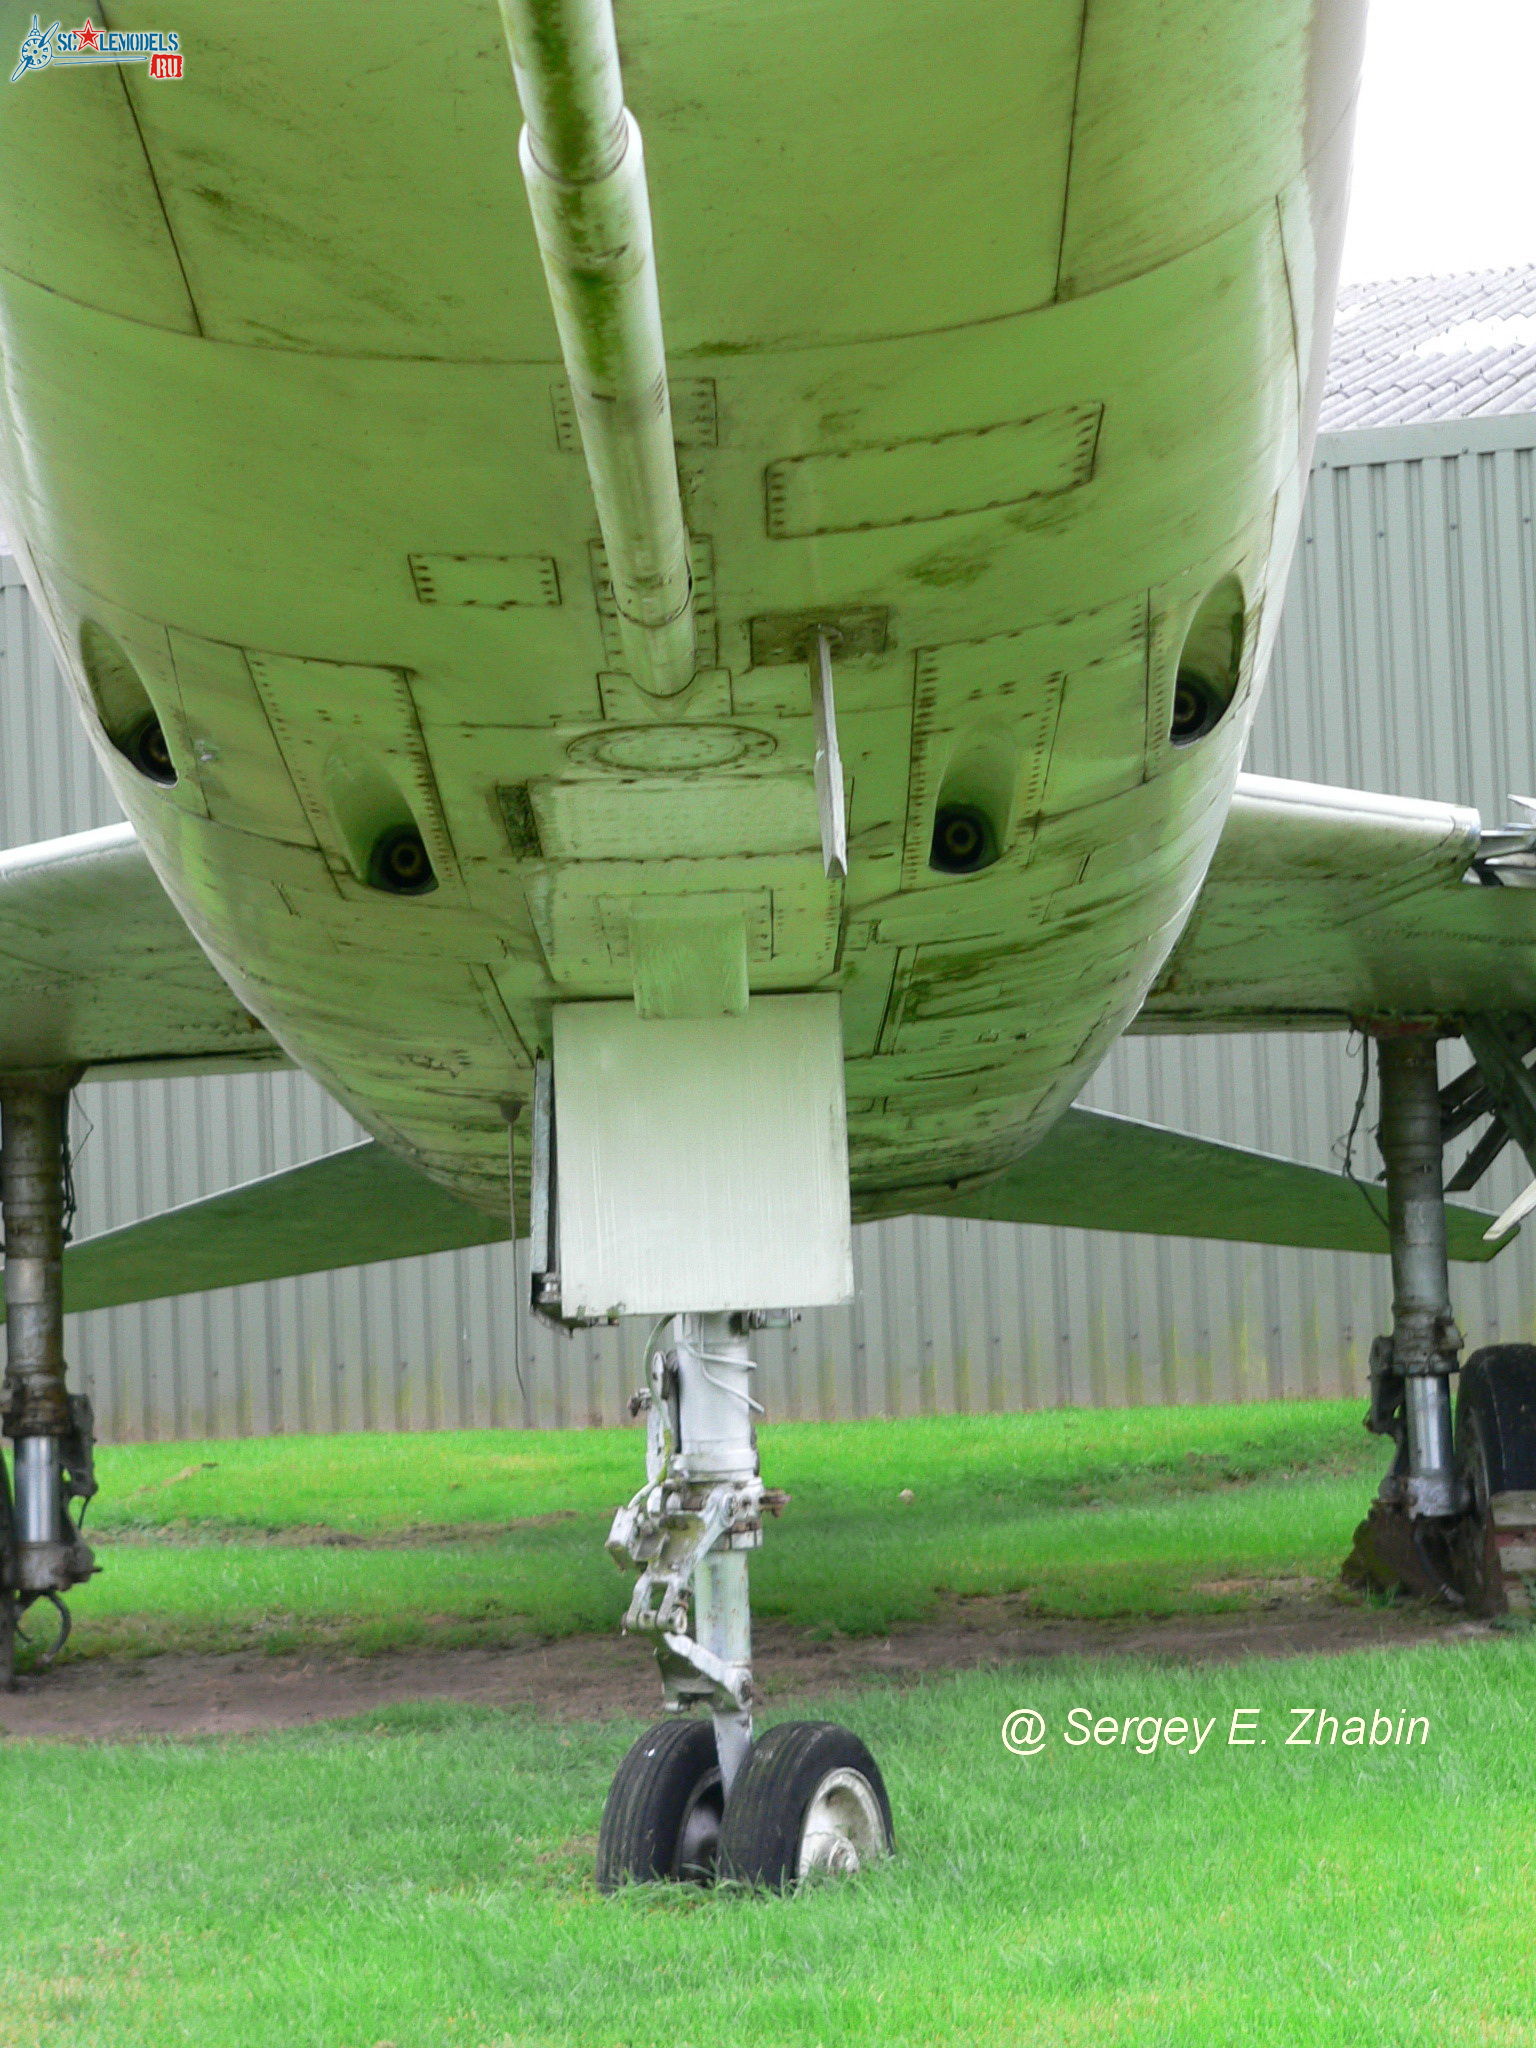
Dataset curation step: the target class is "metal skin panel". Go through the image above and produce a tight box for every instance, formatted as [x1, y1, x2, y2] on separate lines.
[762, 406, 1104, 538]
[0, 5, 1363, 1280]
[552, 996, 854, 1316]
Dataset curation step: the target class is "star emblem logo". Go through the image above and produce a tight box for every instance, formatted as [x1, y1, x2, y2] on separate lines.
[74, 17, 99, 50]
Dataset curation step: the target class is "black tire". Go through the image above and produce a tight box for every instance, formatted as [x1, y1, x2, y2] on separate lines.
[717, 1721, 893, 1890]
[1455, 1345, 1536, 1612]
[595, 1718, 724, 1892]
[1458, 1347, 1536, 1492]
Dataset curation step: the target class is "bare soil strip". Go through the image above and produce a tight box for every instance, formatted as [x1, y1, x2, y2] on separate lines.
[99, 1513, 584, 1548]
[0, 1592, 1491, 1743]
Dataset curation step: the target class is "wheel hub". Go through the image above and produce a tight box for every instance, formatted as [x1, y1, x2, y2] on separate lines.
[674, 1769, 724, 1881]
[797, 1768, 888, 1880]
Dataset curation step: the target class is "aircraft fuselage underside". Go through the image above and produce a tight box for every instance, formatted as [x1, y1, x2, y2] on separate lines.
[0, 0, 1361, 1234]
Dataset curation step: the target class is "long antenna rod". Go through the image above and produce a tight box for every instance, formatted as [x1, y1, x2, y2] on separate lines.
[499, 0, 697, 700]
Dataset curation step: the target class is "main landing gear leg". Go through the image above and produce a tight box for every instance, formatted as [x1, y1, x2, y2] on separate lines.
[1345, 1032, 1536, 1613]
[0, 1076, 97, 1682]
[596, 1312, 893, 1891]
[1345, 1033, 1471, 1601]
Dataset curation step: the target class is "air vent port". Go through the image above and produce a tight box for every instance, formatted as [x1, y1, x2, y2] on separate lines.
[79, 622, 179, 787]
[1169, 574, 1245, 748]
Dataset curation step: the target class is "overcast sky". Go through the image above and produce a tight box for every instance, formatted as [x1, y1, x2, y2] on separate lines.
[1343, 0, 1536, 282]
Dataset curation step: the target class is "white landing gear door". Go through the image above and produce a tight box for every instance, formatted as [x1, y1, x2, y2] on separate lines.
[552, 994, 854, 1318]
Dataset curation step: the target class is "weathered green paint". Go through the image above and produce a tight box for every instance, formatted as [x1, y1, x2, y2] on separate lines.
[0, 1, 1366, 1226]
[1144, 776, 1536, 1029]
[0, 823, 274, 1073]
[48, 1141, 508, 1319]
[923, 1107, 1507, 1265]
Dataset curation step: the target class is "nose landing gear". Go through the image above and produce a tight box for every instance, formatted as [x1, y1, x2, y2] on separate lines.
[597, 1312, 893, 1892]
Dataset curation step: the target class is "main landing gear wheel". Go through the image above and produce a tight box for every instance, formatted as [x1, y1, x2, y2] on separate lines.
[1453, 1345, 1536, 1616]
[718, 1722, 894, 1890]
[595, 1719, 724, 1892]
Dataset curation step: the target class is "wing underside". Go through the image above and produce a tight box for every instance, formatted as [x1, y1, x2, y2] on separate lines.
[1140, 772, 1536, 1030]
[920, 1105, 1505, 1261]
[0, 824, 283, 1077]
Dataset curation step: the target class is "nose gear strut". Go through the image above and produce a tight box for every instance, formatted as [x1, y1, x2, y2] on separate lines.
[606, 1313, 786, 1791]
[598, 1309, 892, 1889]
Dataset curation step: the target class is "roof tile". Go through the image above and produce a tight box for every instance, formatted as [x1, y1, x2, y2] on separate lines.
[1322, 266, 1536, 429]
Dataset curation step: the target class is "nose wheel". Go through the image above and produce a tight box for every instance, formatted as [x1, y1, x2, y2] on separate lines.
[719, 1722, 894, 1888]
[596, 1718, 724, 1890]
[598, 1313, 893, 1894]
[597, 1717, 894, 1893]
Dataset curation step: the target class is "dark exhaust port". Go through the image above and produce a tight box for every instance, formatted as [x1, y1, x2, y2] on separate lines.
[368, 823, 437, 895]
[929, 803, 998, 875]
[126, 712, 177, 785]
[1169, 670, 1227, 745]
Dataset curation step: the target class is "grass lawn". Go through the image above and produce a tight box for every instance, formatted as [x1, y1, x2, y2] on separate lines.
[6, 1641, 1536, 2047]
[67, 1401, 1390, 1659]
[7, 1400, 1531, 2046]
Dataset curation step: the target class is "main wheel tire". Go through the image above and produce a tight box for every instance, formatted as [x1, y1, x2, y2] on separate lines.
[717, 1721, 893, 1890]
[595, 1718, 724, 1893]
[1455, 1345, 1536, 1614]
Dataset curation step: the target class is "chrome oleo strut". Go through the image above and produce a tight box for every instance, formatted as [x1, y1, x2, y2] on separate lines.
[607, 1313, 787, 1791]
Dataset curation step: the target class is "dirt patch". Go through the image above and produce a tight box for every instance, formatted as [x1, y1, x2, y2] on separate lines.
[0, 1589, 1494, 1743]
[100, 1515, 578, 1549]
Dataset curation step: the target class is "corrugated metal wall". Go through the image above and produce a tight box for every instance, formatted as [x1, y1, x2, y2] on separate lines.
[9, 411, 1536, 1439]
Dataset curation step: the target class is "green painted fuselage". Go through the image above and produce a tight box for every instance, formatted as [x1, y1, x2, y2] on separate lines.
[0, 1, 1365, 1220]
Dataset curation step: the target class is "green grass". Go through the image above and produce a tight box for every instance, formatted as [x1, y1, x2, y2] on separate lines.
[8, 1402, 1524, 2045]
[6, 1640, 1536, 2047]
[66, 1403, 1390, 1659]
[89, 1402, 1378, 1533]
